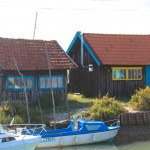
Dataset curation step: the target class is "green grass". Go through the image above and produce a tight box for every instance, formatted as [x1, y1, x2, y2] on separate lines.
[67, 93, 93, 110]
[29, 93, 93, 117]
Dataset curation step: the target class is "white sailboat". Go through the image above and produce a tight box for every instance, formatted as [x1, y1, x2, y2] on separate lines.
[0, 125, 41, 150]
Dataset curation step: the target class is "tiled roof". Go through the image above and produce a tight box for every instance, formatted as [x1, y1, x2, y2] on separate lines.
[0, 37, 77, 70]
[83, 33, 150, 65]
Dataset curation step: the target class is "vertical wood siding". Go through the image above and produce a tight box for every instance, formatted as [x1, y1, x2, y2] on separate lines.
[69, 65, 145, 98]
[68, 39, 146, 98]
[1, 90, 65, 103]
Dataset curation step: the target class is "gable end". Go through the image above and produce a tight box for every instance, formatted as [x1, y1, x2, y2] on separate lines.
[67, 32, 100, 66]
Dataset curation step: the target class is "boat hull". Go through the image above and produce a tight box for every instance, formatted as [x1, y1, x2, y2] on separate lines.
[0, 135, 41, 150]
[37, 128, 119, 149]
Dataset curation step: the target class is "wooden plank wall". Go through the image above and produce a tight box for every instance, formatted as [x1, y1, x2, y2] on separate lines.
[99, 66, 145, 98]
[1, 90, 66, 104]
[69, 65, 146, 98]
[120, 112, 150, 126]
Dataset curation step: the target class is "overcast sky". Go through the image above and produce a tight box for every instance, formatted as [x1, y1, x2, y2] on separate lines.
[0, 0, 150, 50]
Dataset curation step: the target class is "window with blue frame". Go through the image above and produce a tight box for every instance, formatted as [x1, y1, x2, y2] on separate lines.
[38, 75, 64, 90]
[6, 76, 34, 90]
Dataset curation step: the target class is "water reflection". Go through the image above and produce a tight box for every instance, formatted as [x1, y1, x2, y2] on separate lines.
[37, 141, 150, 150]
[117, 141, 150, 150]
[38, 143, 118, 150]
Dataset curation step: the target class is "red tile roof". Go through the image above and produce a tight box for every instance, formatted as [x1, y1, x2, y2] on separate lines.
[83, 33, 150, 65]
[0, 37, 77, 70]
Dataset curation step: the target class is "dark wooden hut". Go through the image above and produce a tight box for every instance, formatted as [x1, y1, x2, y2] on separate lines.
[67, 31, 150, 98]
[0, 37, 77, 102]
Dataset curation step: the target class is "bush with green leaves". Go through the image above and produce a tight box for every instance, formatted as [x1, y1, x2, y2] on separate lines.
[0, 111, 11, 124]
[130, 86, 150, 111]
[11, 101, 26, 116]
[40, 94, 60, 109]
[13, 115, 23, 124]
[87, 96, 127, 121]
[0, 100, 26, 124]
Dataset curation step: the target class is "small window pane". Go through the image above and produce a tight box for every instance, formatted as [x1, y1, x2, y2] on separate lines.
[116, 70, 122, 79]
[58, 77, 63, 88]
[27, 78, 33, 89]
[20, 78, 26, 88]
[134, 70, 138, 78]
[15, 78, 21, 89]
[138, 70, 141, 78]
[113, 70, 116, 80]
[120, 69, 126, 79]
[40, 78, 45, 88]
[52, 77, 57, 88]
[8, 77, 14, 88]
[46, 77, 51, 88]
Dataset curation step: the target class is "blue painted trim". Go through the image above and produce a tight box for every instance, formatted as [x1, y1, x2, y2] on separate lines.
[66, 32, 80, 54]
[146, 66, 150, 86]
[66, 32, 100, 66]
[83, 39, 100, 66]
[38, 75, 64, 90]
[6, 76, 34, 90]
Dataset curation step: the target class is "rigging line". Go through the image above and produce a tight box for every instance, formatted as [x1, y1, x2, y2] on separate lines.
[0, 7, 145, 14]
[37, 92, 44, 124]
[65, 66, 72, 121]
[13, 56, 31, 124]
[32, 12, 44, 124]
[0, 6, 144, 12]
[45, 42, 56, 129]
[33, 12, 38, 40]
[8, 98, 14, 119]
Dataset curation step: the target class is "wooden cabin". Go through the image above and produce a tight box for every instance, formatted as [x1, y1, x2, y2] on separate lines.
[67, 31, 150, 98]
[0, 37, 77, 103]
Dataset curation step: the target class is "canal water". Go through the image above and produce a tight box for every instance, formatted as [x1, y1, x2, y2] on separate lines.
[37, 140, 150, 150]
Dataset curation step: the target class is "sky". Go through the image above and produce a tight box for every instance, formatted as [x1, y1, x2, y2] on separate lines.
[0, 0, 150, 50]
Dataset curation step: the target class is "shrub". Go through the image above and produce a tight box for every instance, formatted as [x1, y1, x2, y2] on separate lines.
[87, 96, 127, 121]
[40, 94, 60, 109]
[13, 115, 23, 124]
[29, 108, 42, 123]
[0, 111, 11, 124]
[0, 100, 26, 124]
[130, 86, 150, 111]
[11, 100, 26, 116]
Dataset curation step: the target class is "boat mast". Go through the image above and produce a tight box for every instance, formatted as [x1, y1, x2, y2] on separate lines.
[32, 12, 44, 124]
[13, 57, 31, 124]
[33, 12, 38, 40]
[45, 42, 56, 129]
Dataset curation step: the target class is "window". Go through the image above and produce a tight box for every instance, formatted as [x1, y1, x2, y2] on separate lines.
[7, 76, 34, 90]
[112, 67, 142, 80]
[38, 75, 64, 90]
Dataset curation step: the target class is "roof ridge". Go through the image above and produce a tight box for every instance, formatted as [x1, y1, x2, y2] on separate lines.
[83, 33, 150, 36]
[0, 37, 56, 42]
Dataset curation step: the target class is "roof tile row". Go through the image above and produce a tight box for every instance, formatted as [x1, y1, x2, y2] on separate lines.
[83, 33, 150, 65]
[0, 37, 77, 70]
